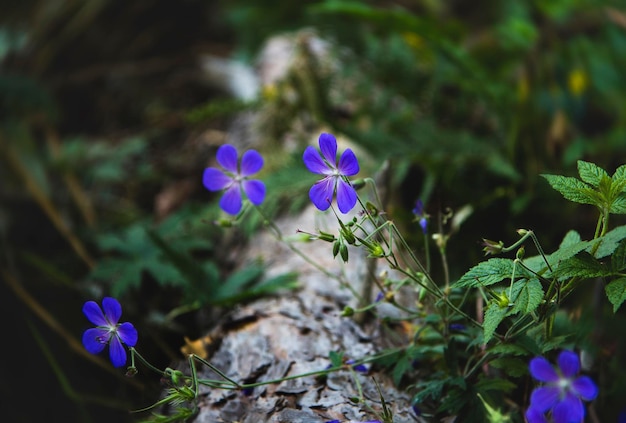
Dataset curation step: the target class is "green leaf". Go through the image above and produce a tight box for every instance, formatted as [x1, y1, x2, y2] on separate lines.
[453, 258, 514, 288]
[612, 239, 626, 273]
[612, 164, 626, 187]
[541, 174, 599, 206]
[605, 277, 626, 312]
[554, 251, 611, 280]
[391, 354, 413, 386]
[488, 357, 528, 378]
[486, 343, 528, 356]
[577, 160, 609, 187]
[212, 270, 298, 306]
[610, 195, 626, 214]
[329, 351, 344, 367]
[483, 301, 508, 343]
[523, 230, 588, 274]
[477, 393, 511, 423]
[510, 278, 544, 315]
[593, 225, 626, 258]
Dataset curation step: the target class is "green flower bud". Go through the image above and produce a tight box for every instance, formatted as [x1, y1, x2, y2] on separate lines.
[342, 228, 356, 245]
[340, 243, 349, 262]
[341, 306, 354, 316]
[333, 240, 340, 258]
[318, 230, 336, 243]
[351, 179, 366, 190]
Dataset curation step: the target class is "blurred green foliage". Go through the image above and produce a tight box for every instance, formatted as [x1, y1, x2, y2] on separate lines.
[2, 0, 626, 421]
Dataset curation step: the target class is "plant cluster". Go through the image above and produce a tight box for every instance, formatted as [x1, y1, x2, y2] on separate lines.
[82, 132, 626, 422]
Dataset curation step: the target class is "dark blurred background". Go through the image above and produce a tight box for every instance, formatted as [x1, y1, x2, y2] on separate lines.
[2, 0, 626, 421]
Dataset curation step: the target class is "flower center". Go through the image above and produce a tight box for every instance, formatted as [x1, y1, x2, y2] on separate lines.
[557, 377, 572, 395]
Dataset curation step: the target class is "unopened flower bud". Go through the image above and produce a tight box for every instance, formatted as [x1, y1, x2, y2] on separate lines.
[340, 243, 349, 262]
[341, 306, 354, 316]
[332, 240, 340, 258]
[216, 218, 234, 228]
[516, 246, 525, 260]
[342, 229, 356, 245]
[318, 230, 336, 243]
[351, 179, 366, 190]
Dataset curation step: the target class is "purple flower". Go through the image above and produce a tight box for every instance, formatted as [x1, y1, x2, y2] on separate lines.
[412, 199, 428, 234]
[202, 144, 266, 215]
[526, 350, 598, 423]
[82, 297, 138, 368]
[346, 359, 368, 373]
[303, 133, 360, 214]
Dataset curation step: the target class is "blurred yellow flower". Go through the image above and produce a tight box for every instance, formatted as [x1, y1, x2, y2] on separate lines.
[402, 32, 423, 50]
[567, 68, 588, 96]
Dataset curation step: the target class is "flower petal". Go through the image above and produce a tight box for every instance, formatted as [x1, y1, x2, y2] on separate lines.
[108, 336, 127, 368]
[303, 146, 332, 175]
[525, 407, 548, 423]
[216, 144, 239, 173]
[117, 322, 138, 347]
[530, 386, 560, 412]
[529, 356, 559, 382]
[102, 297, 122, 325]
[572, 375, 598, 400]
[220, 183, 243, 215]
[242, 179, 266, 206]
[557, 350, 580, 378]
[309, 177, 335, 211]
[82, 328, 108, 354]
[240, 150, 264, 176]
[552, 394, 584, 423]
[83, 301, 107, 326]
[338, 148, 359, 176]
[336, 178, 357, 214]
[203, 168, 233, 191]
[318, 133, 338, 166]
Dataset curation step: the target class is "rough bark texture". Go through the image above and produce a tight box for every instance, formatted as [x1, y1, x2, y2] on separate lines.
[185, 206, 420, 423]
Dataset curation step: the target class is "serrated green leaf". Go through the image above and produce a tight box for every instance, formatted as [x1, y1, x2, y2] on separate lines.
[475, 377, 517, 394]
[546, 232, 590, 269]
[488, 357, 528, 378]
[605, 277, 626, 312]
[610, 178, 626, 197]
[541, 174, 599, 206]
[453, 258, 514, 288]
[510, 278, 544, 315]
[577, 160, 609, 187]
[610, 195, 626, 214]
[392, 354, 413, 386]
[523, 230, 587, 274]
[486, 343, 528, 356]
[554, 251, 611, 280]
[483, 301, 508, 343]
[593, 225, 626, 258]
[611, 239, 626, 272]
[612, 164, 626, 187]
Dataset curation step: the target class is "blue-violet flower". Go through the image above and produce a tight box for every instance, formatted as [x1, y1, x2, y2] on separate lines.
[412, 199, 428, 234]
[303, 133, 359, 214]
[526, 350, 598, 423]
[82, 297, 138, 368]
[203, 144, 266, 215]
